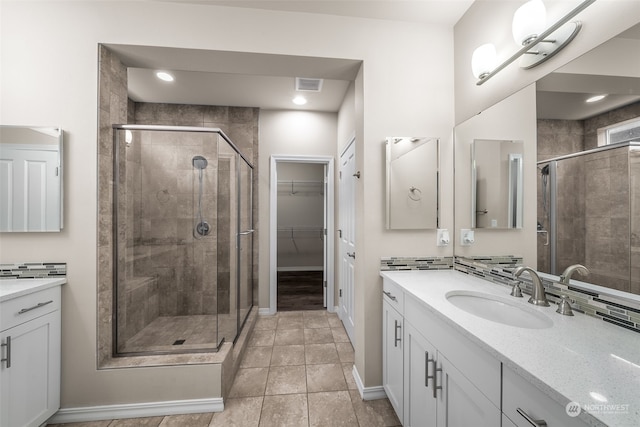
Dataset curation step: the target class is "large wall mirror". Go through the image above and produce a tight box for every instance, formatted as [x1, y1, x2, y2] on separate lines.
[454, 22, 640, 297]
[0, 125, 64, 232]
[535, 23, 640, 295]
[385, 136, 439, 229]
[471, 139, 524, 229]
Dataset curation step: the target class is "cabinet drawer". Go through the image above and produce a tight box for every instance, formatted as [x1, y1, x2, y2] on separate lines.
[1, 286, 61, 331]
[503, 366, 588, 427]
[382, 278, 404, 314]
[405, 294, 501, 408]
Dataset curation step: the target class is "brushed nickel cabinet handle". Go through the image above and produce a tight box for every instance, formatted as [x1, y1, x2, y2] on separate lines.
[432, 359, 442, 398]
[18, 300, 53, 315]
[394, 320, 402, 347]
[1, 336, 11, 368]
[382, 290, 397, 301]
[516, 408, 548, 427]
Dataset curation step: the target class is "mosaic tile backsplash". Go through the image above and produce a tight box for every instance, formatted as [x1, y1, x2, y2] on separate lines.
[0, 262, 67, 279]
[380, 256, 453, 271]
[454, 256, 640, 334]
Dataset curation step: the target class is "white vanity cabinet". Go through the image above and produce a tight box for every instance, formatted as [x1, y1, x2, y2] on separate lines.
[383, 276, 501, 427]
[403, 291, 501, 427]
[0, 285, 61, 427]
[382, 279, 405, 423]
[503, 366, 589, 427]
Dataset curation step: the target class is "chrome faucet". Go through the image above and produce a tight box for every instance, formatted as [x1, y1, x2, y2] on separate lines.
[560, 264, 589, 285]
[513, 266, 550, 307]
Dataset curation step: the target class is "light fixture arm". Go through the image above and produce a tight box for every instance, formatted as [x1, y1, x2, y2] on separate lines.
[476, 0, 596, 86]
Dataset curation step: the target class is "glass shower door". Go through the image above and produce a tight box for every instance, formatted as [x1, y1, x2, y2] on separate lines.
[217, 140, 238, 344]
[238, 159, 254, 331]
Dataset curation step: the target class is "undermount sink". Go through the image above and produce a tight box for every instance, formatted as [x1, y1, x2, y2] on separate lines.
[445, 290, 553, 329]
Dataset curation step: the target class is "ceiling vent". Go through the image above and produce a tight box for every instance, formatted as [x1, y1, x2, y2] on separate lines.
[296, 77, 324, 92]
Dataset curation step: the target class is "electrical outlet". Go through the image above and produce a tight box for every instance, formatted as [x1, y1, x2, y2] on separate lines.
[460, 229, 475, 246]
[437, 229, 450, 247]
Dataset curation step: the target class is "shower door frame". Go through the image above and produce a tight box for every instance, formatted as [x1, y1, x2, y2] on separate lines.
[111, 124, 255, 356]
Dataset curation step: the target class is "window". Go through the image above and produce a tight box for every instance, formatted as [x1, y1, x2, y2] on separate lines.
[597, 117, 640, 146]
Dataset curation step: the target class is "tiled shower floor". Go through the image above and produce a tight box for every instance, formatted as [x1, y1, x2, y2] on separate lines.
[119, 313, 238, 353]
[48, 310, 401, 426]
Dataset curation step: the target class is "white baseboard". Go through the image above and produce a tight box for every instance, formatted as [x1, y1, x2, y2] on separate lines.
[48, 398, 224, 424]
[277, 266, 324, 272]
[258, 307, 275, 316]
[352, 365, 387, 401]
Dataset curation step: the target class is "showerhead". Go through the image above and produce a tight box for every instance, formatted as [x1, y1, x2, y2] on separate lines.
[192, 155, 208, 170]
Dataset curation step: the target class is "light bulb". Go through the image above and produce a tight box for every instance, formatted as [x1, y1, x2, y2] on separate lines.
[471, 44, 497, 79]
[156, 71, 174, 82]
[512, 0, 547, 46]
[292, 96, 307, 105]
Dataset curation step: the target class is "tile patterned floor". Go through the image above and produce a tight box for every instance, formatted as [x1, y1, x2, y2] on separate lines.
[48, 310, 401, 427]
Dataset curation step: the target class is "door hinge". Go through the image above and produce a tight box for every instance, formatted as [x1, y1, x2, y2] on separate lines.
[324, 281, 327, 288]
[55, 167, 59, 177]
[339, 171, 342, 179]
[338, 229, 342, 238]
[339, 289, 342, 297]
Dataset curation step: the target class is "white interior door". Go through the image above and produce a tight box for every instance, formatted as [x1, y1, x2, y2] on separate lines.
[339, 140, 356, 344]
[0, 145, 60, 232]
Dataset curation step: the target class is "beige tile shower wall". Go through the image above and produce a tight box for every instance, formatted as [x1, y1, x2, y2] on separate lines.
[536, 119, 587, 275]
[133, 104, 259, 316]
[630, 149, 640, 295]
[584, 147, 630, 292]
[97, 45, 128, 364]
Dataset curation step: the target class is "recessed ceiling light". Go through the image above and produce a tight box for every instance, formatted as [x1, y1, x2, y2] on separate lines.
[586, 94, 607, 103]
[292, 96, 307, 106]
[156, 71, 174, 82]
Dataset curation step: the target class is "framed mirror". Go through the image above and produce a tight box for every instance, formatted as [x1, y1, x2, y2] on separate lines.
[0, 125, 64, 232]
[385, 136, 439, 229]
[471, 139, 524, 229]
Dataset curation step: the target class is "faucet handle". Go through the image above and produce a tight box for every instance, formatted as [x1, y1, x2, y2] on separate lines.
[556, 295, 574, 316]
[510, 282, 523, 298]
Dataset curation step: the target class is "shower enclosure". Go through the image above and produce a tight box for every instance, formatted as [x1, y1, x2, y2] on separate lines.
[537, 141, 640, 293]
[112, 125, 253, 356]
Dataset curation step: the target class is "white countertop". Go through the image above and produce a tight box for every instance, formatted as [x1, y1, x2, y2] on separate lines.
[380, 269, 640, 427]
[0, 277, 67, 302]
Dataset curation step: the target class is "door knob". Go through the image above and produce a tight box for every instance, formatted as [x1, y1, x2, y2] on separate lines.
[347, 252, 355, 259]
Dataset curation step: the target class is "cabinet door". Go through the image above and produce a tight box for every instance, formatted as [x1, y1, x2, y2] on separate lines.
[382, 299, 404, 423]
[404, 322, 437, 427]
[434, 353, 501, 427]
[1, 310, 61, 427]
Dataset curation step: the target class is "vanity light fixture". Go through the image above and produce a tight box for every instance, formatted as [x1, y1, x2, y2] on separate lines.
[474, 0, 596, 86]
[156, 71, 174, 82]
[586, 94, 607, 103]
[292, 96, 307, 106]
[472, 43, 497, 80]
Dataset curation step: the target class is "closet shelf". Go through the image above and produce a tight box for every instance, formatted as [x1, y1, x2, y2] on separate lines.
[277, 180, 324, 196]
[277, 226, 325, 239]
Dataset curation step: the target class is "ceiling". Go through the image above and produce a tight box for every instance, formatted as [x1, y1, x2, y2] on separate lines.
[536, 23, 640, 120]
[126, 2, 639, 118]
[122, 0, 474, 112]
[154, 0, 474, 25]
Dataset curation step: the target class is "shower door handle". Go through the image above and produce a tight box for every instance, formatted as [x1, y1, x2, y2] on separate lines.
[537, 230, 549, 246]
[239, 229, 254, 235]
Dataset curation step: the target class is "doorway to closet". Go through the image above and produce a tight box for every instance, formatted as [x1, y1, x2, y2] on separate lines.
[269, 155, 334, 314]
